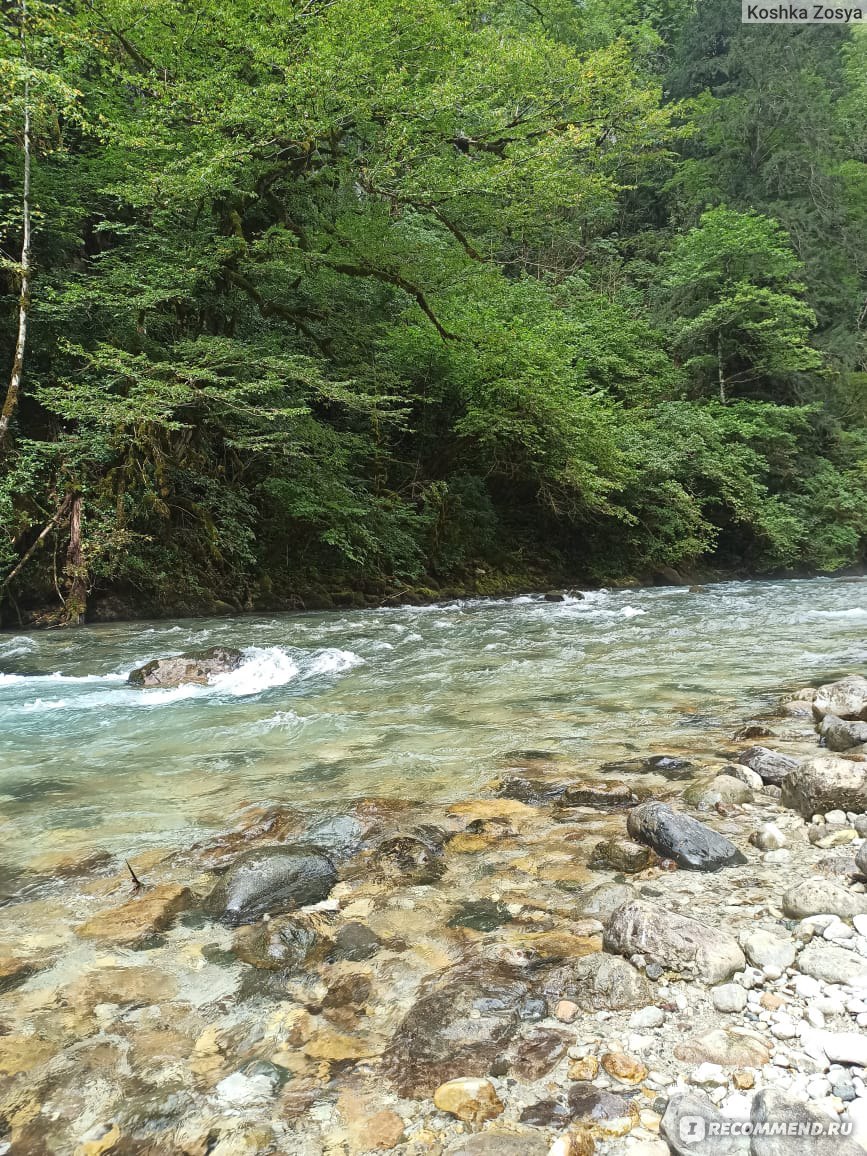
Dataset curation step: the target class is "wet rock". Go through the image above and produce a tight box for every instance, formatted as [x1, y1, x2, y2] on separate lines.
[601, 755, 697, 780]
[305, 815, 366, 861]
[675, 1028, 770, 1068]
[812, 675, 867, 722]
[543, 951, 651, 1011]
[544, 591, 566, 602]
[508, 1028, 572, 1080]
[373, 835, 446, 884]
[820, 714, 867, 753]
[233, 915, 319, 970]
[204, 847, 337, 926]
[562, 781, 637, 809]
[781, 878, 867, 920]
[781, 756, 867, 818]
[683, 775, 753, 810]
[737, 746, 800, 786]
[0, 1033, 59, 1075]
[128, 645, 244, 688]
[448, 899, 513, 932]
[604, 899, 746, 983]
[346, 1109, 404, 1152]
[750, 1088, 863, 1156]
[626, 801, 747, 870]
[0, 955, 40, 994]
[383, 956, 534, 1096]
[332, 922, 382, 962]
[76, 883, 192, 948]
[519, 1098, 573, 1128]
[589, 839, 653, 873]
[433, 1077, 504, 1123]
[495, 777, 566, 805]
[661, 1092, 747, 1155]
[302, 1029, 380, 1062]
[742, 928, 797, 972]
[734, 721, 774, 740]
[797, 940, 867, 986]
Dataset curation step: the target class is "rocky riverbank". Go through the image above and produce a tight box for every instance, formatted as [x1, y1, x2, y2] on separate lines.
[4, 673, 867, 1155]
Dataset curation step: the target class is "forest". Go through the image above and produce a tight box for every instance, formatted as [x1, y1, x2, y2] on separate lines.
[1, 0, 866, 623]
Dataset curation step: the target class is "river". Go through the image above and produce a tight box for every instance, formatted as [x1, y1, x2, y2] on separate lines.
[1, 576, 865, 877]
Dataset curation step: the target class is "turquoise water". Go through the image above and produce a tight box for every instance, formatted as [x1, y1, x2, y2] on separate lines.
[1, 578, 865, 874]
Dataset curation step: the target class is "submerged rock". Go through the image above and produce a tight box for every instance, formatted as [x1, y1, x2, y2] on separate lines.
[448, 899, 513, 932]
[604, 899, 746, 984]
[76, 883, 192, 948]
[589, 838, 653, 873]
[495, 777, 565, 805]
[561, 781, 637, 809]
[332, 922, 382, 961]
[626, 801, 747, 870]
[128, 646, 244, 688]
[682, 774, 753, 810]
[233, 915, 320, 970]
[204, 847, 337, 926]
[600, 755, 697, 780]
[542, 952, 651, 1012]
[674, 1028, 770, 1068]
[781, 756, 867, 818]
[812, 675, 867, 722]
[373, 834, 445, 884]
[737, 745, 799, 786]
[382, 956, 535, 1096]
[433, 1077, 504, 1123]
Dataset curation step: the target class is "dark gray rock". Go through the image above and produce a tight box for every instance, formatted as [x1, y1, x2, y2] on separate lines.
[600, 755, 698, 780]
[495, 777, 566, 805]
[575, 882, 636, 921]
[604, 899, 746, 984]
[373, 835, 445, 884]
[128, 646, 244, 688]
[781, 757, 867, 818]
[820, 715, 867, 752]
[737, 746, 800, 786]
[204, 847, 337, 926]
[332, 922, 381, 962]
[626, 801, 747, 870]
[543, 591, 565, 602]
[448, 899, 512, 932]
[305, 815, 366, 861]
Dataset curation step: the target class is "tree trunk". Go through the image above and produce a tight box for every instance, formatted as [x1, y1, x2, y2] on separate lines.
[64, 494, 87, 625]
[0, 0, 32, 450]
[717, 332, 727, 405]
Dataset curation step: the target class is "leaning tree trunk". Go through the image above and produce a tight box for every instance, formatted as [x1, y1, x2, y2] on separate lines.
[63, 494, 87, 625]
[0, 0, 32, 450]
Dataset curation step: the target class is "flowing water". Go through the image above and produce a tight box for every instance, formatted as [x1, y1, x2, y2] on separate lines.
[1, 576, 866, 877]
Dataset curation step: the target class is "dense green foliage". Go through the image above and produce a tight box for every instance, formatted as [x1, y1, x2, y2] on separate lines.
[1, 0, 866, 621]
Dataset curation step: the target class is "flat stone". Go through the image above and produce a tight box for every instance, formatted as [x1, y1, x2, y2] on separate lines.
[433, 1078, 504, 1124]
[661, 1092, 748, 1155]
[818, 1031, 867, 1067]
[750, 1088, 863, 1155]
[674, 1028, 770, 1069]
[0, 955, 40, 994]
[303, 1030, 380, 1061]
[562, 781, 637, 809]
[781, 757, 867, 818]
[589, 838, 653, 873]
[576, 882, 636, 921]
[627, 802, 746, 871]
[604, 899, 746, 984]
[76, 883, 192, 948]
[445, 1132, 549, 1156]
[508, 1028, 572, 1080]
[797, 941, 867, 986]
[128, 646, 244, 688]
[346, 1109, 404, 1152]
[781, 878, 867, 920]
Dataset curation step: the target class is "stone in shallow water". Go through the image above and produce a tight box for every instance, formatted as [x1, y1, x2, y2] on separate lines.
[600, 755, 698, 780]
[576, 881, 636, 921]
[508, 1028, 572, 1080]
[373, 834, 445, 884]
[494, 777, 566, 804]
[626, 801, 747, 871]
[332, 921, 382, 962]
[445, 1131, 549, 1156]
[812, 675, 867, 723]
[448, 899, 513, 932]
[604, 899, 746, 984]
[232, 914, 319, 970]
[204, 847, 337, 926]
[683, 775, 753, 810]
[561, 781, 637, 809]
[433, 1077, 504, 1124]
[567, 1083, 638, 1132]
[382, 956, 534, 1096]
[76, 883, 192, 948]
[542, 951, 651, 1012]
[589, 838, 653, 873]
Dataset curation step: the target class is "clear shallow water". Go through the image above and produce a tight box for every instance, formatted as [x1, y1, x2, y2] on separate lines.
[1, 577, 865, 874]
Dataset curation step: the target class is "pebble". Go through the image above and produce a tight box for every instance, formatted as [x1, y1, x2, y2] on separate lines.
[712, 984, 748, 1013]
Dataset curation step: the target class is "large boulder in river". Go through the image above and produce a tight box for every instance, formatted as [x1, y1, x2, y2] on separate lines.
[604, 899, 746, 984]
[128, 646, 244, 688]
[737, 745, 799, 786]
[204, 847, 337, 926]
[812, 674, 867, 722]
[780, 756, 867, 818]
[820, 714, 867, 752]
[626, 801, 746, 870]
